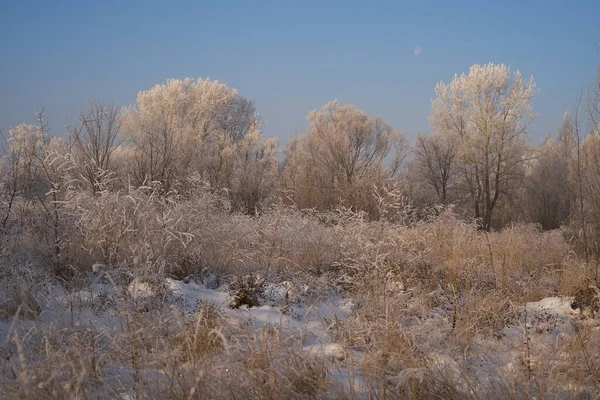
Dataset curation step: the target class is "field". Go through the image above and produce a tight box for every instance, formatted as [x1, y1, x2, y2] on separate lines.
[2, 5, 600, 398]
[1, 195, 599, 399]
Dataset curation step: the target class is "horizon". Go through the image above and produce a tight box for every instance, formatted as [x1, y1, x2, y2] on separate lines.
[1, 1, 599, 146]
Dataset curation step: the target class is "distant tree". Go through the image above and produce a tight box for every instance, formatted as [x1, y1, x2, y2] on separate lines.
[413, 132, 458, 205]
[2, 122, 51, 205]
[577, 60, 600, 258]
[523, 136, 571, 229]
[0, 110, 72, 270]
[69, 101, 121, 194]
[231, 130, 279, 214]
[284, 100, 408, 216]
[429, 63, 537, 230]
[120, 78, 278, 210]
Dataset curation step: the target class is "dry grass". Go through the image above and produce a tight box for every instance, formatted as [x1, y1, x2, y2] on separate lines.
[1, 196, 599, 399]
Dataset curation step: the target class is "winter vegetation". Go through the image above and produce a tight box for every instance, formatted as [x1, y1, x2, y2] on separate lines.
[2, 59, 600, 399]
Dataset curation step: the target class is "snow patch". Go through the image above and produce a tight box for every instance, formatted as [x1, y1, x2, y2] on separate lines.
[128, 278, 154, 300]
[303, 343, 346, 361]
[527, 296, 580, 319]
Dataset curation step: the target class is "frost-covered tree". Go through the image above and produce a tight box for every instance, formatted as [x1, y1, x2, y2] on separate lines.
[2, 123, 51, 203]
[0, 111, 74, 271]
[120, 78, 278, 209]
[1, 120, 55, 234]
[284, 100, 408, 215]
[430, 63, 536, 230]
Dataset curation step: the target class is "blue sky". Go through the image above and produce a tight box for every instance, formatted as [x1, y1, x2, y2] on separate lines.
[1, 0, 599, 146]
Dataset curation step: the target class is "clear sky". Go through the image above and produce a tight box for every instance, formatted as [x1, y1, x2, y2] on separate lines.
[1, 0, 599, 146]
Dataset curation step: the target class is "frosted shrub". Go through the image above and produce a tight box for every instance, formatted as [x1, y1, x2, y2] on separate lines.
[0, 249, 45, 318]
[64, 182, 199, 273]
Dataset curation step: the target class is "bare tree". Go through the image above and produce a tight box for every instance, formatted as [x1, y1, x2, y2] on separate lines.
[413, 132, 458, 204]
[0, 118, 52, 230]
[561, 98, 590, 261]
[522, 136, 571, 229]
[70, 101, 121, 194]
[231, 131, 279, 214]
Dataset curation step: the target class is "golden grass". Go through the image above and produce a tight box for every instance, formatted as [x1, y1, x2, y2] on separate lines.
[1, 205, 599, 399]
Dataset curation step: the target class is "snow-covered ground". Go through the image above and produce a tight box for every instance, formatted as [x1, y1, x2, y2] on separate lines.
[1, 274, 597, 398]
[0, 274, 371, 396]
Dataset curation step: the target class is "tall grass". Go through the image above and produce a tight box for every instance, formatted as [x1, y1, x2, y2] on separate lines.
[1, 191, 598, 399]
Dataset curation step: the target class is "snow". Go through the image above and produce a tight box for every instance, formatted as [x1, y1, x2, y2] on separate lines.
[461, 295, 591, 389]
[526, 296, 580, 319]
[502, 296, 580, 341]
[303, 343, 346, 361]
[0, 274, 595, 399]
[165, 277, 354, 347]
[128, 277, 154, 300]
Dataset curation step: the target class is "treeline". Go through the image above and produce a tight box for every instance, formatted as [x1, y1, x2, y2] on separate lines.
[1, 62, 600, 271]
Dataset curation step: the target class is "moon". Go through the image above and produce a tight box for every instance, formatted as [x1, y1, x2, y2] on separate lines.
[413, 47, 422, 56]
